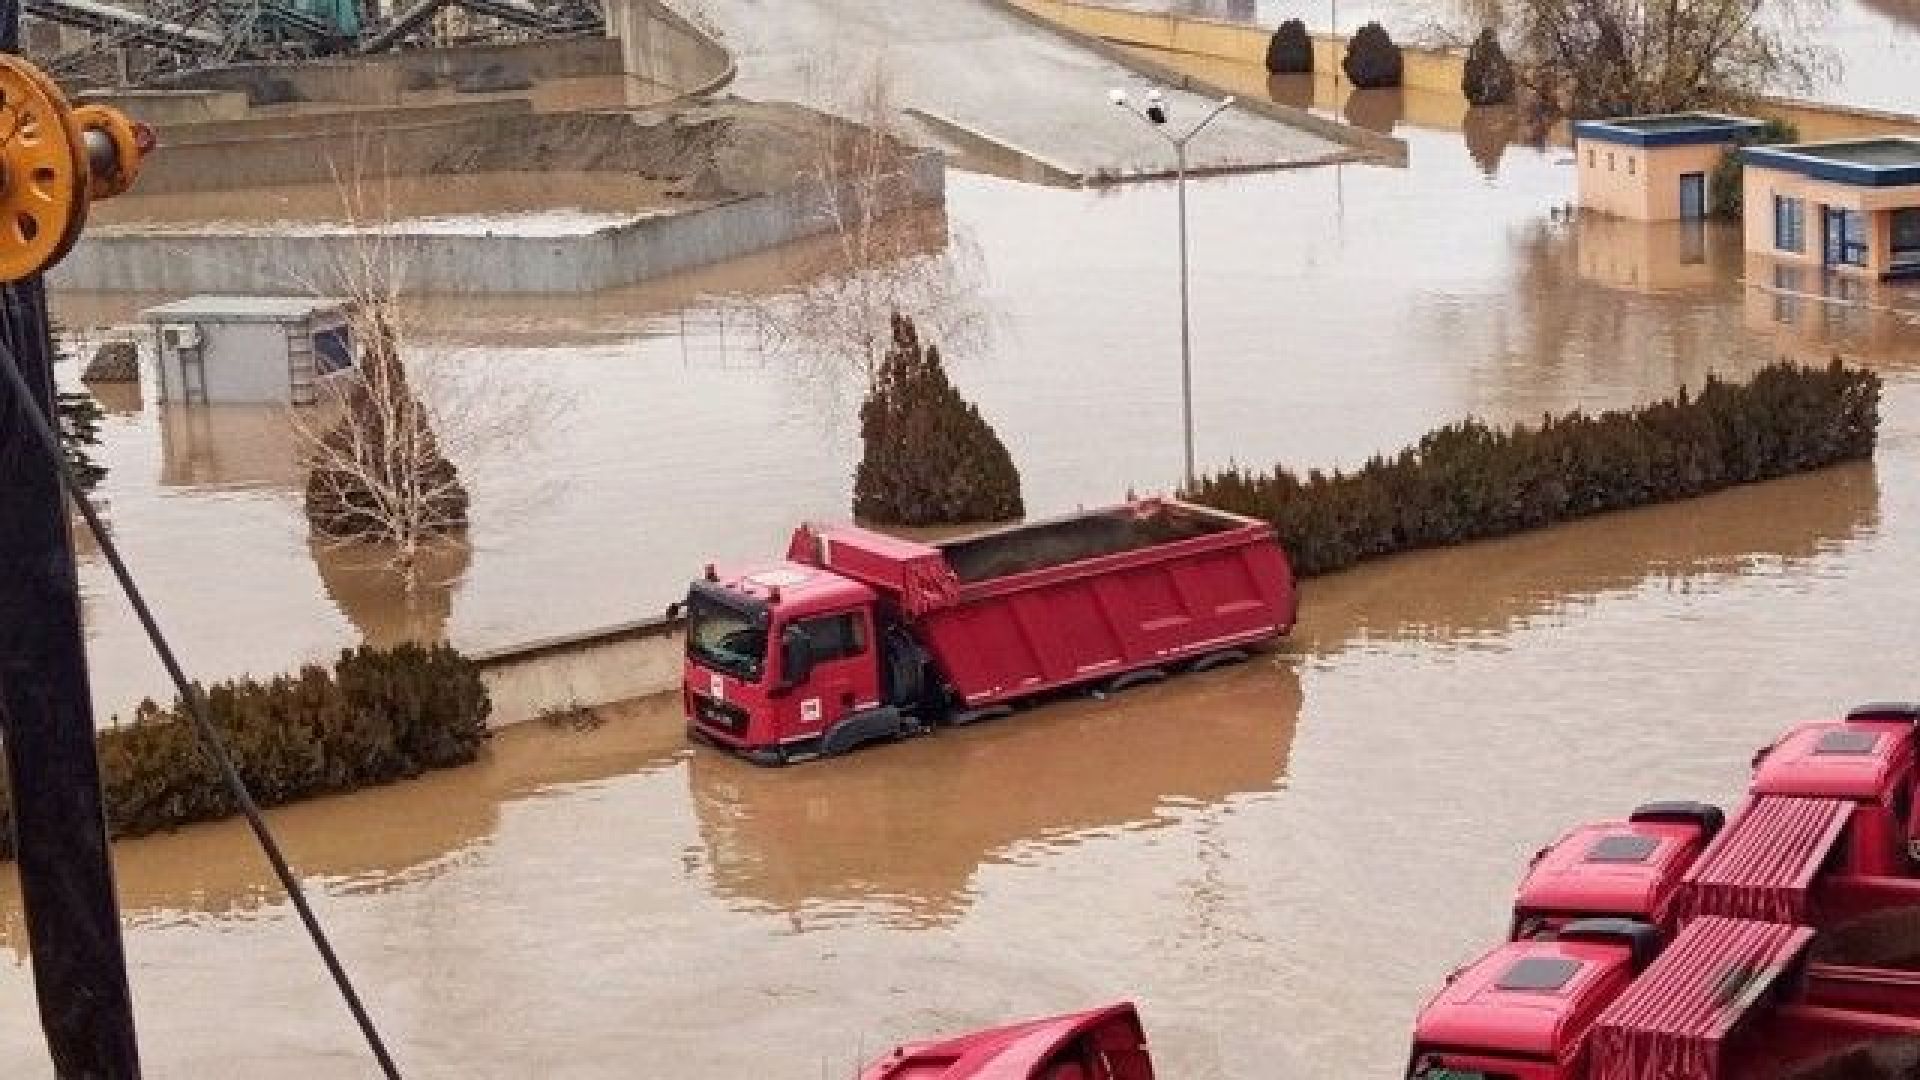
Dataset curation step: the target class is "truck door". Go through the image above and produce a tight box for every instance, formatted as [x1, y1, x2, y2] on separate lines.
[788, 609, 877, 740]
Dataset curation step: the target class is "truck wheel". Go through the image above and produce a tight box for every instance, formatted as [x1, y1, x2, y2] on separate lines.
[1190, 649, 1249, 673]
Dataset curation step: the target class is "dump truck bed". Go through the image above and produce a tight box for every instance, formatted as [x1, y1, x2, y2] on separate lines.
[791, 500, 1295, 709]
[918, 502, 1294, 708]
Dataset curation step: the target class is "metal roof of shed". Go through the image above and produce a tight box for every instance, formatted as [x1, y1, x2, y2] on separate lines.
[141, 295, 351, 324]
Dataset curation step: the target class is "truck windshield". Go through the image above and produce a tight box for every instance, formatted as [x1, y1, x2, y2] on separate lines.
[687, 591, 769, 683]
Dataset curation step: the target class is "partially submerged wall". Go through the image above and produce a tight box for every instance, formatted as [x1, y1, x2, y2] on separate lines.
[157, 36, 623, 107]
[603, 0, 733, 96]
[58, 146, 946, 294]
[475, 616, 685, 727]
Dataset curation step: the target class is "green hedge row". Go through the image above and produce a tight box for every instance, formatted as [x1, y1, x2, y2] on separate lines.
[1183, 360, 1880, 578]
[0, 643, 490, 859]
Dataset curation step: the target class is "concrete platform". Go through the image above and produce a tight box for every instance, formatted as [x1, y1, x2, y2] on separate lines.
[701, 0, 1351, 180]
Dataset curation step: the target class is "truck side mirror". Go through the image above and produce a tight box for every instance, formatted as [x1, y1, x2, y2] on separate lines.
[780, 628, 814, 689]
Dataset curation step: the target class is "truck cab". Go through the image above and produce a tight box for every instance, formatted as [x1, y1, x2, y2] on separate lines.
[1407, 920, 1659, 1080]
[683, 563, 897, 766]
[1510, 802, 1723, 939]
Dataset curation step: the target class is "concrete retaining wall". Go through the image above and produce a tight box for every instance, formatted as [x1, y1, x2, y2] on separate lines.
[78, 88, 251, 126]
[159, 37, 622, 107]
[474, 616, 685, 727]
[149, 99, 536, 146]
[57, 148, 947, 294]
[603, 0, 733, 96]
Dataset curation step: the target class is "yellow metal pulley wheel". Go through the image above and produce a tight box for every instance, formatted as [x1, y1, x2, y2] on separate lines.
[74, 104, 148, 200]
[0, 54, 90, 283]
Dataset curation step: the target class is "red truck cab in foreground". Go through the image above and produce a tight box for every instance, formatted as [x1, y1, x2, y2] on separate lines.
[1411, 916, 1920, 1079]
[1511, 802, 1725, 939]
[682, 500, 1295, 764]
[1509, 704, 1920, 942]
[860, 1002, 1154, 1080]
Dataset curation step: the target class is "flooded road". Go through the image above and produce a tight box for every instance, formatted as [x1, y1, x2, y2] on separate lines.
[60, 119, 1920, 720]
[0, 442, 1910, 1076]
[17, 39, 1920, 1078]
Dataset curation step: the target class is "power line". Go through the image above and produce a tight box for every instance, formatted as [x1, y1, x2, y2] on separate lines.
[0, 336, 405, 1080]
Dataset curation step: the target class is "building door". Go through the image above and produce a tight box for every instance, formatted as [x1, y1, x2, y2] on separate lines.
[1824, 205, 1846, 266]
[1679, 173, 1706, 220]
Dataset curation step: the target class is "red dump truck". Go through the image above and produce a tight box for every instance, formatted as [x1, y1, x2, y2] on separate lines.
[1408, 915, 1920, 1079]
[1510, 703, 1920, 942]
[1409, 702, 1920, 1078]
[680, 499, 1295, 764]
[859, 1002, 1154, 1080]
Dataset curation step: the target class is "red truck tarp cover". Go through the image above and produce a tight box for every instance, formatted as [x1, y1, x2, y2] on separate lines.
[1673, 796, 1851, 925]
[1590, 917, 1814, 1080]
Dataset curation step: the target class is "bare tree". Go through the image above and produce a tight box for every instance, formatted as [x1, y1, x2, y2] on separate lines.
[1492, 0, 1833, 124]
[288, 149, 564, 593]
[746, 57, 989, 387]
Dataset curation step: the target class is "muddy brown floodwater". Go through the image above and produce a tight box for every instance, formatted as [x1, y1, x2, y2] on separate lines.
[15, 60, 1920, 1080]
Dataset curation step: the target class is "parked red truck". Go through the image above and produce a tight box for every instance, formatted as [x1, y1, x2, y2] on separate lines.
[681, 499, 1296, 764]
[1510, 703, 1920, 943]
[1410, 702, 1920, 1079]
[1409, 915, 1920, 1079]
[860, 1002, 1154, 1080]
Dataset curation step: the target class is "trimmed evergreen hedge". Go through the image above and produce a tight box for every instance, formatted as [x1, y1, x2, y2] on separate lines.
[1183, 360, 1879, 578]
[0, 643, 490, 859]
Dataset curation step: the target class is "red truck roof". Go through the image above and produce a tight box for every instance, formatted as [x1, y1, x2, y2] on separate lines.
[1515, 814, 1715, 931]
[1588, 917, 1813, 1080]
[859, 1002, 1152, 1080]
[1673, 796, 1851, 927]
[1751, 716, 1914, 802]
[1414, 935, 1641, 1061]
[711, 560, 876, 617]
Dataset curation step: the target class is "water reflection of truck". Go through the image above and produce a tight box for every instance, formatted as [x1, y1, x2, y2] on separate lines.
[1407, 703, 1920, 1079]
[679, 499, 1295, 765]
[688, 658, 1300, 925]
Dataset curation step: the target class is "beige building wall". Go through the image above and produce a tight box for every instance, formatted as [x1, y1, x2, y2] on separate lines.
[1742, 164, 1920, 276]
[1577, 139, 1727, 221]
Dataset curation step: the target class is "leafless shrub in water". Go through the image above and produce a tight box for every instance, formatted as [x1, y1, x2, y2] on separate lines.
[286, 146, 567, 594]
[744, 55, 989, 389]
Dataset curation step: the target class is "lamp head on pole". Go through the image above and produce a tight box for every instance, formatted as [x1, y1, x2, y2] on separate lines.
[1145, 87, 1167, 125]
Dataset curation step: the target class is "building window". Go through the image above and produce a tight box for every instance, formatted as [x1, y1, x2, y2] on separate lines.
[1607, 151, 1615, 171]
[1774, 195, 1805, 253]
[1837, 208, 1869, 267]
[1893, 208, 1920, 271]
[1627, 156, 1637, 176]
[1586, 147, 1595, 168]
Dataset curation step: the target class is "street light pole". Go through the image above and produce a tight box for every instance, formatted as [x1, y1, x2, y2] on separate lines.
[1109, 88, 1235, 491]
[1174, 137, 1192, 490]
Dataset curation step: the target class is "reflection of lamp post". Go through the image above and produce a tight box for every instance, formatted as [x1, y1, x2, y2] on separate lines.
[1108, 86, 1236, 489]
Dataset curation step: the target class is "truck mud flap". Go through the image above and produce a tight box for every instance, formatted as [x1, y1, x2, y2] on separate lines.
[821, 707, 907, 757]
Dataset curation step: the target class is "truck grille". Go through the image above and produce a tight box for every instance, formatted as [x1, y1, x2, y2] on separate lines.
[694, 695, 749, 736]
